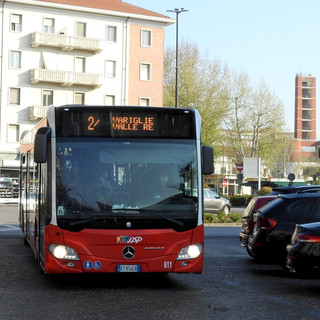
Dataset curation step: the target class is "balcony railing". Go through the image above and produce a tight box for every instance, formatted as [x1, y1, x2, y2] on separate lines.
[30, 69, 102, 87]
[29, 106, 48, 120]
[31, 32, 103, 53]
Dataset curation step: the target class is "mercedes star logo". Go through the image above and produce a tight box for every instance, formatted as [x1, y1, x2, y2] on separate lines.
[123, 246, 135, 259]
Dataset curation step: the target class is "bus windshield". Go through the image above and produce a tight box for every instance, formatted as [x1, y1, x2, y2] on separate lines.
[56, 138, 199, 231]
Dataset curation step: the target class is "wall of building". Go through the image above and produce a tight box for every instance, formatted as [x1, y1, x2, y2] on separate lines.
[128, 23, 164, 106]
[0, 0, 172, 174]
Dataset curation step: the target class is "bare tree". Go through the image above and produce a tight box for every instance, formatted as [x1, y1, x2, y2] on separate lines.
[164, 42, 289, 172]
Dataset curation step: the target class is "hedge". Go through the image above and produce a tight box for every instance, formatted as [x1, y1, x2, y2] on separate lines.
[204, 212, 242, 223]
[227, 194, 254, 207]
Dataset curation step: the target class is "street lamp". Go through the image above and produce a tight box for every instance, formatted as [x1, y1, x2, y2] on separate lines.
[167, 8, 188, 108]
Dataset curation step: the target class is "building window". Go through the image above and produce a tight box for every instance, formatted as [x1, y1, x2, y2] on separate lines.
[139, 98, 150, 106]
[9, 87, 20, 105]
[75, 57, 86, 73]
[141, 29, 152, 47]
[301, 146, 316, 152]
[8, 124, 19, 143]
[44, 18, 54, 33]
[10, 14, 22, 32]
[75, 92, 85, 104]
[105, 95, 115, 105]
[9, 50, 21, 69]
[106, 26, 117, 42]
[105, 60, 116, 78]
[302, 132, 311, 140]
[76, 22, 86, 37]
[42, 90, 53, 106]
[140, 63, 151, 81]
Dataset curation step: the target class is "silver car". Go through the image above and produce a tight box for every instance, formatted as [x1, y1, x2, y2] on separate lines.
[203, 188, 230, 215]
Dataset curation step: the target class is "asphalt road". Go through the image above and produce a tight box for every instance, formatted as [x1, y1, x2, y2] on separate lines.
[1, 205, 320, 320]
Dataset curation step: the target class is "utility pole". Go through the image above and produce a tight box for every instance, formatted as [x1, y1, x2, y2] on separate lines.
[166, 8, 188, 108]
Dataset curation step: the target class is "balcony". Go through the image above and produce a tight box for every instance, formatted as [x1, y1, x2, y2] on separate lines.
[29, 105, 48, 120]
[31, 32, 103, 53]
[30, 69, 102, 88]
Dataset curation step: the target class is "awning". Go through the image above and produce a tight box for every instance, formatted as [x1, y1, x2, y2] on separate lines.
[242, 181, 278, 188]
[272, 181, 306, 186]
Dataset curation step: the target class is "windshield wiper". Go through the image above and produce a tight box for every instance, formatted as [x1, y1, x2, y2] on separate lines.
[69, 216, 113, 226]
[156, 213, 184, 227]
[139, 209, 184, 227]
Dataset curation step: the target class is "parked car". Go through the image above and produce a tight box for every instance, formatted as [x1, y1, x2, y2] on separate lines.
[203, 188, 230, 215]
[269, 185, 320, 195]
[239, 195, 277, 255]
[247, 193, 320, 262]
[286, 222, 320, 274]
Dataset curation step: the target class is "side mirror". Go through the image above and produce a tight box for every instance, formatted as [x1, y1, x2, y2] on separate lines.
[34, 127, 51, 163]
[202, 145, 214, 175]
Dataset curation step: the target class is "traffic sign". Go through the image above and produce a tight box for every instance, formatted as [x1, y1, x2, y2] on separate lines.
[288, 173, 295, 182]
[236, 163, 243, 172]
[223, 180, 227, 187]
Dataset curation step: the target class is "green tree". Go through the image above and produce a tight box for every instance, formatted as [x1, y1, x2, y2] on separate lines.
[164, 41, 228, 147]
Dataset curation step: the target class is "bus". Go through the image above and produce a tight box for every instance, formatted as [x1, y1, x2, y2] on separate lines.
[20, 105, 213, 274]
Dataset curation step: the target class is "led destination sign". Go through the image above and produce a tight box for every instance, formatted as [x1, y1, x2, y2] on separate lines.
[88, 116, 155, 132]
[56, 106, 195, 139]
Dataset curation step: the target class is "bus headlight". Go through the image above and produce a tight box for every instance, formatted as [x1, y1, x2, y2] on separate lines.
[177, 243, 203, 260]
[49, 244, 80, 260]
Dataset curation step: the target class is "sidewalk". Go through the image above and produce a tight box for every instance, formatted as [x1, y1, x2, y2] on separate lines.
[230, 206, 245, 214]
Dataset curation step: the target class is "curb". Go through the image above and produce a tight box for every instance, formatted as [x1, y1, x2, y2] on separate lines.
[205, 223, 241, 227]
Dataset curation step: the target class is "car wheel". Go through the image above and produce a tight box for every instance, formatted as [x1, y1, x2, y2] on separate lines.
[222, 205, 230, 215]
[246, 246, 267, 261]
[286, 256, 313, 275]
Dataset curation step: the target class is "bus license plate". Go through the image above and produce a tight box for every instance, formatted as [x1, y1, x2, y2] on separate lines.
[117, 265, 141, 272]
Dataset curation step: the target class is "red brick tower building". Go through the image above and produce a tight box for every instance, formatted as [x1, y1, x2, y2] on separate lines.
[291, 74, 317, 161]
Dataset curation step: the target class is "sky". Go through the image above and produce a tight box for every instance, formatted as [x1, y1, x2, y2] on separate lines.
[126, 0, 320, 137]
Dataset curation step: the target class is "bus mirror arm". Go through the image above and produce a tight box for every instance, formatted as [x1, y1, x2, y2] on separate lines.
[34, 127, 51, 163]
[202, 145, 214, 175]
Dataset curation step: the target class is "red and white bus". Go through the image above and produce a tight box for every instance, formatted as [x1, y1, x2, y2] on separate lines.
[20, 105, 213, 274]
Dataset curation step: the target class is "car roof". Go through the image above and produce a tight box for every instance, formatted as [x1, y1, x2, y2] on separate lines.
[269, 185, 320, 195]
[272, 185, 320, 191]
[278, 192, 320, 200]
[204, 188, 215, 191]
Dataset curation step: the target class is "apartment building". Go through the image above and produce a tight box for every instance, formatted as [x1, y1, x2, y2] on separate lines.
[291, 74, 317, 161]
[0, 0, 173, 176]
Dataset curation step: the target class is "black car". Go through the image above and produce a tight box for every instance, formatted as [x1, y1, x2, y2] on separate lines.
[286, 222, 320, 274]
[239, 195, 277, 253]
[247, 193, 320, 262]
[269, 184, 320, 195]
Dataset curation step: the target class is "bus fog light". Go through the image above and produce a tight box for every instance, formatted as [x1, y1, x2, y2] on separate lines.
[49, 244, 80, 260]
[177, 244, 203, 260]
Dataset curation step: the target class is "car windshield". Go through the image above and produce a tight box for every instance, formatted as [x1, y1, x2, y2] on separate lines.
[55, 138, 199, 231]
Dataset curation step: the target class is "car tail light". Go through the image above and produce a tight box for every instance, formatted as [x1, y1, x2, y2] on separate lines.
[297, 234, 320, 243]
[257, 216, 277, 230]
